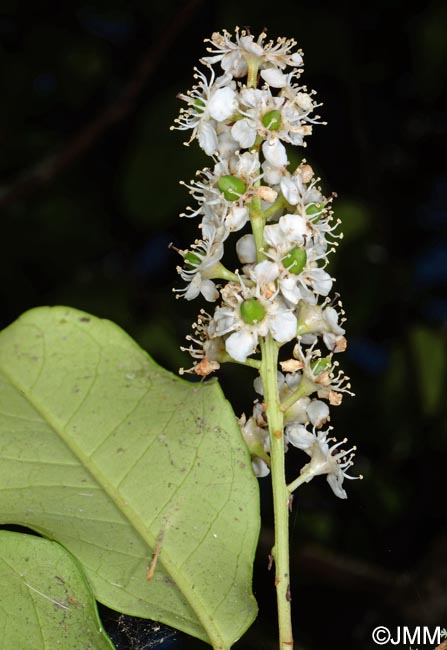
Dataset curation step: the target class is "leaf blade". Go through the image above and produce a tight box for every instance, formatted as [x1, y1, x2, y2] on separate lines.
[0, 531, 114, 650]
[0, 306, 260, 648]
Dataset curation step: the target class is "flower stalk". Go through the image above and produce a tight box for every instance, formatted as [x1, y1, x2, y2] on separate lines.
[260, 335, 293, 647]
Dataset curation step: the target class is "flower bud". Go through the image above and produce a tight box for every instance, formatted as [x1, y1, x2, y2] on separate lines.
[217, 175, 247, 201]
[240, 298, 266, 324]
[283, 247, 307, 274]
[262, 109, 282, 131]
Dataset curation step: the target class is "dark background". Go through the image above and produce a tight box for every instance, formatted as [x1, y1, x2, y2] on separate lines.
[1, 1, 446, 648]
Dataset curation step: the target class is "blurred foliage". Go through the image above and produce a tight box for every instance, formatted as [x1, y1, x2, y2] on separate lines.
[0, 0, 446, 648]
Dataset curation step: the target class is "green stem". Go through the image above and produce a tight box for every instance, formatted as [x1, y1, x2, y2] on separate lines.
[236, 357, 262, 370]
[249, 196, 266, 262]
[280, 376, 315, 414]
[263, 194, 288, 220]
[220, 353, 261, 370]
[247, 60, 260, 88]
[206, 261, 239, 282]
[288, 471, 311, 494]
[260, 336, 294, 649]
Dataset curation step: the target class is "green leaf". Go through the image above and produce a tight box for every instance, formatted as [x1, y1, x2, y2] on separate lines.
[0, 530, 114, 649]
[0, 307, 259, 649]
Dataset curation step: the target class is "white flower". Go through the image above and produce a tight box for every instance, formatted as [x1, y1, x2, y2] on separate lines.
[264, 214, 307, 250]
[263, 215, 333, 305]
[180, 310, 227, 377]
[321, 307, 347, 352]
[212, 275, 297, 362]
[265, 233, 334, 306]
[181, 153, 263, 231]
[290, 426, 360, 499]
[229, 86, 316, 155]
[173, 67, 238, 155]
[231, 88, 278, 147]
[280, 170, 324, 209]
[292, 340, 354, 404]
[175, 223, 228, 301]
[202, 29, 304, 83]
[296, 302, 347, 352]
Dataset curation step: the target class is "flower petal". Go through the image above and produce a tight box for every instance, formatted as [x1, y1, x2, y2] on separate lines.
[260, 68, 288, 88]
[231, 118, 257, 148]
[225, 329, 258, 362]
[198, 120, 218, 155]
[208, 87, 238, 121]
[269, 308, 297, 343]
[236, 234, 257, 263]
[262, 137, 288, 167]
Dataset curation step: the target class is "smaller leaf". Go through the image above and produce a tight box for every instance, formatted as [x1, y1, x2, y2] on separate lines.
[0, 530, 114, 650]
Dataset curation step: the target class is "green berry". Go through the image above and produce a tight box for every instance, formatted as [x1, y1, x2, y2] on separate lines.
[283, 247, 307, 275]
[262, 109, 282, 131]
[240, 298, 266, 324]
[217, 175, 247, 201]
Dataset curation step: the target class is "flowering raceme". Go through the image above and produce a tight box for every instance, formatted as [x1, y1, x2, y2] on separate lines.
[172, 27, 361, 501]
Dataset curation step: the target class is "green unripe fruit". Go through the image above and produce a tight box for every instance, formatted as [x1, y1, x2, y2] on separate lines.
[240, 298, 266, 325]
[283, 247, 307, 275]
[184, 252, 201, 269]
[217, 175, 247, 201]
[262, 109, 282, 131]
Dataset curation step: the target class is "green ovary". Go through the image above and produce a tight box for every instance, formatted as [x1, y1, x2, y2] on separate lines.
[262, 109, 282, 131]
[240, 298, 266, 324]
[184, 252, 201, 269]
[310, 356, 332, 375]
[283, 247, 307, 274]
[217, 175, 247, 201]
[306, 203, 323, 216]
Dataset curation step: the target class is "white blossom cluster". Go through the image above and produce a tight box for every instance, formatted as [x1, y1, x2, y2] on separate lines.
[172, 28, 360, 499]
